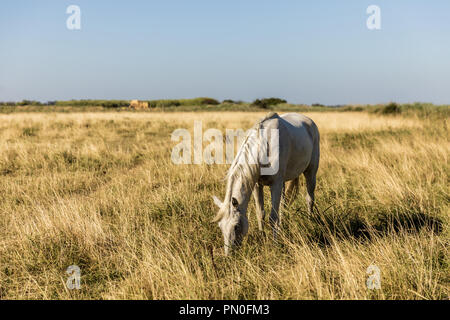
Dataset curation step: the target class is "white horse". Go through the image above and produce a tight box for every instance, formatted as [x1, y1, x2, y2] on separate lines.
[212, 112, 320, 255]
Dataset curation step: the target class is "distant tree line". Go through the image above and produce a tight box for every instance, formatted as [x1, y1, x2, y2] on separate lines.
[0, 97, 288, 108]
[0, 98, 223, 108]
[2, 99, 444, 118]
[1, 97, 288, 108]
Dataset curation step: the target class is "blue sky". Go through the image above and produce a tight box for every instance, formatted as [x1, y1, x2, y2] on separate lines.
[0, 0, 449, 104]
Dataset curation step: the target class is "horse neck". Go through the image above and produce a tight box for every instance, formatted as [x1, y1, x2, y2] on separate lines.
[224, 126, 262, 204]
[225, 163, 259, 207]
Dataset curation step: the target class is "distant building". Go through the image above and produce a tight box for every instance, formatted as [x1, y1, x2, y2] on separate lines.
[129, 100, 149, 110]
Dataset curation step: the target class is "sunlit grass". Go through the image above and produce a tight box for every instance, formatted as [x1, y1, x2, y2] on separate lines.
[0, 111, 448, 299]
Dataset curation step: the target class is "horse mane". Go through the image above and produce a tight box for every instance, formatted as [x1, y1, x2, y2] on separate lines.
[228, 112, 278, 178]
[216, 113, 279, 219]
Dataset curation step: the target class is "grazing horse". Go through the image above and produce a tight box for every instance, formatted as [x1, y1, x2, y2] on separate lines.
[212, 112, 320, 255]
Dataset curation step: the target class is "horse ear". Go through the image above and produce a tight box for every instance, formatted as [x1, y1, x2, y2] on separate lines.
[212, 196, 223, 208]
[232, 197, 239, 208]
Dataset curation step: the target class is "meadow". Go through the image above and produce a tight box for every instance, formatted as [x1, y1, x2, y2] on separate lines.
[0, 109, 448, 299]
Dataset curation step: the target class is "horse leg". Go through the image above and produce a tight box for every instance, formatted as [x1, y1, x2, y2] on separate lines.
[285, 177, 300, 207]
[253, 183, 265, 231]
[304, 168, 317, 214]
[269, 181, 283, 239]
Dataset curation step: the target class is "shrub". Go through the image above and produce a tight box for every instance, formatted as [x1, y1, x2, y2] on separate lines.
[101, 101, 129, 109]
[54, 100, 128, 107]
[252, 97, 287, 109]
[252, 99, 268, 109]
[17, 100, 42, 106]
[222, 99, 236, 104]
[198, 98, 220, 105]
[159, 100, 181, 108]
[147, 101, 157, 108]
[222, 100, 244, 105]
[102, 102, 120, 109]
[147, 98, 219, 108]
[382, 103, 401, 114]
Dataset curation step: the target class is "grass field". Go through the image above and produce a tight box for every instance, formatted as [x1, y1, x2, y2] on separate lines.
[0, 110, 448, 299]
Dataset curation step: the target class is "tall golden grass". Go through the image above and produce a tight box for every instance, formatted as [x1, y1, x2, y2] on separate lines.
[0, 111, 448, 299]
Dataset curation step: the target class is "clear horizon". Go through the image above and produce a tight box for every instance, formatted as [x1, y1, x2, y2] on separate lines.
[1, 1, 449, 105]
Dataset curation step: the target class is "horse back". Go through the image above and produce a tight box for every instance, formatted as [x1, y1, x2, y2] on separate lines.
[268, 113, 320, 180]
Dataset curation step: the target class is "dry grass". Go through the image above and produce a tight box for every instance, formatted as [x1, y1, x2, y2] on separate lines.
[0, 111, 448, 300]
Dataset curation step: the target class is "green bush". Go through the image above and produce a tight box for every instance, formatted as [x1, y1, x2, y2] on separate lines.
[382, 103, 401, 114]
[222, 99, 236, 104]
[222, 99, 244, 105]
[55, 100, 129, 107]
[147, 97, 219, 108]
[147, 100, 181, 108]
[17, 100, 42, 106]
[252, 99, 268, 109]
[0, 102, 16, 106]
[101, 102, 120, 109]
[252, 97, 287, 109]
[101, 101, 129, 109]
[198, 97, 220, 105]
